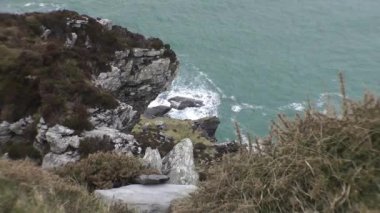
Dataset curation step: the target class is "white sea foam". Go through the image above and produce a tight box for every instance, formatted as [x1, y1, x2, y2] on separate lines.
[149, 63, 221, 120]
[231, 103, 263, 113]
[279, 102, 306, 111]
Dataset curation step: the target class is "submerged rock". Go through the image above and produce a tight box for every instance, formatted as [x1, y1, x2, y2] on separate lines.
[95, 184, 197, 213]
[143, 105, 172, 118]
[162, 138, 199, 185]
[168, 96, 204, 110]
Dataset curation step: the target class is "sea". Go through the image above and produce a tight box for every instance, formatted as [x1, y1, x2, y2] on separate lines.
[1, 0, 380, 141]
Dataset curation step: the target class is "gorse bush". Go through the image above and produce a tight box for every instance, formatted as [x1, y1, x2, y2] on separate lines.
[173, 79, 380, 212]
[56, 152, 156, 191]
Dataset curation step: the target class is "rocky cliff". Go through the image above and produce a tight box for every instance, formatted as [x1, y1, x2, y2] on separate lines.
[0, 10, 178, 166]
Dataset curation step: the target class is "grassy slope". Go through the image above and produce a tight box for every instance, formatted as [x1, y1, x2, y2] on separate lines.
[0, 159, 132, 213]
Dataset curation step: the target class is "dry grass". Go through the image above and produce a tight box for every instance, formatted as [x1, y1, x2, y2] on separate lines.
[0, 159, 131, 213]
[173, 79, 380, 212]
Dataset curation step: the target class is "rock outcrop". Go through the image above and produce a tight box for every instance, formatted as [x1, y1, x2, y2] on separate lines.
[95, 184, 197, 213]
[0, 10, 178, 165]
[143, 147, 163, 172]
[162, 138, 199, 185]
[168, 96, 204, 110]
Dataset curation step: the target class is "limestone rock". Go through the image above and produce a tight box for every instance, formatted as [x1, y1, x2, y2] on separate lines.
[42, 151, 80, 169]
[89, 102, 137, 131]
[143, 148, 163, 171]
[168, 96, 204, 110]
[9, 116, 34, 135]
[96, 18, 113, 30]
[134, 175, 169, 185]
[45, 125, 79, 154]
[0, 121, 11, 143]
[83, 127, 141, 155]
[162, 138, 199, 185]
[95, 184, 197, 213]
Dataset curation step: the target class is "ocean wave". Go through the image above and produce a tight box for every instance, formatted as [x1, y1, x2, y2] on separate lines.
[149, 62, 221, 120]
[231, 103, 263, 113]
[23, 2, 63, 10]
[278, 102, 306, 112]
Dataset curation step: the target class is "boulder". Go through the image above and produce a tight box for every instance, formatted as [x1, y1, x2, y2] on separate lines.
[193, 116, 220, 140]
[143, 105, 172, 118]
[9, 116, 34, 135]
[0, 121, 11, 143]
[83, 127, 141, 155]
[96, 18, 113, 30]
[143, 148, 163, 171]
[168, 96, 204, 110]
[42, 151, 80, 169]
[89, 102, 137, 131]
[45, 125, 80, 154]
[134, 175, 169, 185]
[95, 184, 197, 213]
[162, 138, 199, 185]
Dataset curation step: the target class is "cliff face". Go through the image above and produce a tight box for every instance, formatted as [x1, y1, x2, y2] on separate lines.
[0, 10, 178, 166]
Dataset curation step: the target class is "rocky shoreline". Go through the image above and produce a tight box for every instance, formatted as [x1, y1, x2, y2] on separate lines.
[0, 10, 240, 212]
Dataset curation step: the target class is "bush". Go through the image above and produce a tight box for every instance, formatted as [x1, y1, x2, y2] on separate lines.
[78, 136, 114, 158]
[173, 90, 380, 212]
[0, 159, 131, 213]
[56, 152, 154, 191]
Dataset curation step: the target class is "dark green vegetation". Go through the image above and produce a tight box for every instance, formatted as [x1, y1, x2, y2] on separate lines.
[173, 87, 380, 212]
[0, 10, 175, 132]
[56, 152, 159, 191]
[0, 159, 131, 213]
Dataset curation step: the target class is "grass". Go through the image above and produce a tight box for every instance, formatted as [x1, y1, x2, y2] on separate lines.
[0, 159, 132, 213]
[132, 116, 216, 160]
[172, 77, 380, 213]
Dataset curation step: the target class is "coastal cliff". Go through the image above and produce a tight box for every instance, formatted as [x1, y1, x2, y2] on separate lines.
[0, 10, 180, 167]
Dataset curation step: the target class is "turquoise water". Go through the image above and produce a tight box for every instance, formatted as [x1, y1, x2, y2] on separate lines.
[2, 1, 380, 140]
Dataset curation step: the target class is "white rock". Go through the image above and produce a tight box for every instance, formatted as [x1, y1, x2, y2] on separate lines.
[0, 121, 10, 136]
[9, 116, 34, 135]
[42, 151, 80, 169]
[45, 125, 78, 154]
[83, 127, 139, 154]
[89, 102, 137, 131]
[143, 148, 162, 172]
[64, 32, 78, 48]
[95, 184, 197, 213]
[97, 18, 113, 30]
[162, 138, 199, 185]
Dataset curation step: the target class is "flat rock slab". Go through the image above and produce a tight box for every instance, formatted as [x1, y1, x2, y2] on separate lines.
[95, 184, 197, 213]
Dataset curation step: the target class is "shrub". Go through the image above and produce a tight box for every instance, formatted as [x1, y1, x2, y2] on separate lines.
[0, 159, 131, 213]
[78, 136, 114, 158]
[56, 152, 152, 191]
[173, 87, 380, 212]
